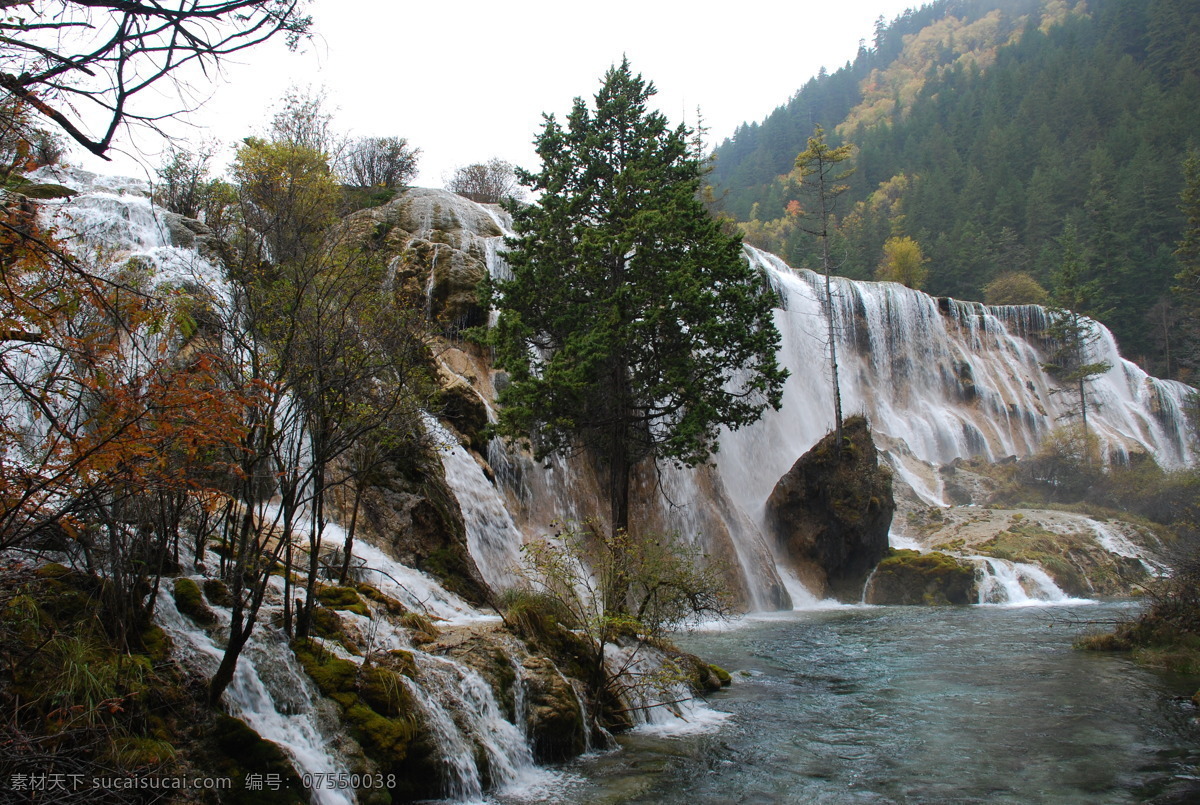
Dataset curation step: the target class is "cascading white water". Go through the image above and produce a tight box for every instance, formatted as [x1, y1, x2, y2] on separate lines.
[154, 588, 354, 805]
[425, 416, 524, 590]
[972, 557, 1091, 606]
[1089, 520, 1166, 577]
[602, 643, 731, 737]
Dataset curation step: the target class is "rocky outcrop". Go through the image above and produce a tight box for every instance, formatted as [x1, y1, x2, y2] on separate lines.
[335, 435, 491, 607]
[863, 549, 978, 605]
[765, 416, 895, 601]
[520, 656, 586, 761]
[340, 188, 501, 336]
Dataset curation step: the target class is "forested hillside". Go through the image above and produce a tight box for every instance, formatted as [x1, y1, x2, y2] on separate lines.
[710, 0, 1200, 378]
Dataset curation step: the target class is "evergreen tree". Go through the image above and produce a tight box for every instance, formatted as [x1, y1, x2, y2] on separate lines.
[491, 59, 787, 537]
[1041, 223, 1112, 452]
[793, 125, 855, 454]
[1173, 149, 1200, 375]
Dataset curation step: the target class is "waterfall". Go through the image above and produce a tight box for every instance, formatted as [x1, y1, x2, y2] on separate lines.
[972, 558, 1092, 606]
[425, 416, 524, 590]
[1089, 520, 1166, 577]
[154, 588, 354, 805]
[465, 190, 1194, 610]
[603, 643, 732, 737]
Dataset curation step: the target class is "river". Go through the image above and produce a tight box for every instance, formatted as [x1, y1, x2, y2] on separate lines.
[489, 603, 1200, 805]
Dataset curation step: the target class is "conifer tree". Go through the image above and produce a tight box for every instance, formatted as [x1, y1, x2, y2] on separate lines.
[1041, 223, 1111, 454]
[794, 126, 855, 454]
[1174, 149, 1200, 374]
[491, 59, 787, 537]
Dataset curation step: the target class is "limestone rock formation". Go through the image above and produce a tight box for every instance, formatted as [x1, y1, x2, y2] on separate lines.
[863, 549, 978, 605]
[765, 415, 895, 601]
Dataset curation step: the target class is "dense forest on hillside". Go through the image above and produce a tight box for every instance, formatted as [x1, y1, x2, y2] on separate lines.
[710, 0, 1200, 378]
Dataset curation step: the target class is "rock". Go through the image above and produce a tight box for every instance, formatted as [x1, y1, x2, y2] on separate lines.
[173, 577, 217, 625]
[339, 188, 499, 337]
[330, 430, 492, 607]
[521, 656, 585, 762]
[864, 549, 978, 605]
[437, 371, 489, 453]
[765, 416, 895, 601]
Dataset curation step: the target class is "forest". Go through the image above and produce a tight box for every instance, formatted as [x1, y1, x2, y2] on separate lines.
[709, 0, 1200, 379]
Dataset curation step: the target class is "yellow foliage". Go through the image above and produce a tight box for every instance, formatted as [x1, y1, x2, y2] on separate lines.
[838, 3, 1089, 137]
[875, 236, 929, 289]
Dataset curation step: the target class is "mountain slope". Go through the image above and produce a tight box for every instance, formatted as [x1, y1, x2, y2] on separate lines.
[710, 0, 1200, 378]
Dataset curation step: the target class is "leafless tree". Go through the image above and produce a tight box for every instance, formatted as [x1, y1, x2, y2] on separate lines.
[0, 0, 312, 158]
[446, 157, 519, 203]
[339, 135, 419, 188]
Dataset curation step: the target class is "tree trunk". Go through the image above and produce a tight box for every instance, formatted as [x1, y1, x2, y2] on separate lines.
[296, 456, 326, 640]
[823, 233, 843, 456]
[338, 478, 366, 585]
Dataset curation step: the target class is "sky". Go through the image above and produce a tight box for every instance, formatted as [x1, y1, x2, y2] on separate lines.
[75, 0, 921, 187]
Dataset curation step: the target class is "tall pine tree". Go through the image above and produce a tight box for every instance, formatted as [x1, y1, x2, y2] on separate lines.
[491, 59, 787, 537]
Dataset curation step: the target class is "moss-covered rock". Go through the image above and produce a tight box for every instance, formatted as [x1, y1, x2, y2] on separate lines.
[864, 549, 978, 605]
[291, 639, 442, 800]
[708, 664, 732, 687]
[765, 416, 895, 601]
[317, 585, 370, 616]
[206, 714, 306, 804]
[521, 656, 585, 762]
[203, 578, 234, 608]
[173, 577, 217, 625]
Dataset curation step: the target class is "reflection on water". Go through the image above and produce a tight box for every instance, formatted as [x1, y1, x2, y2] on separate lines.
[496, 604, 1200, 805]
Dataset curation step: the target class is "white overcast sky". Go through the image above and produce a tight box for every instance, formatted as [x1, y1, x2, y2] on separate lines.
[76, 0, 921, 186]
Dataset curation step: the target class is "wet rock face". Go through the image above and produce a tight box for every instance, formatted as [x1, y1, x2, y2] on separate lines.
[765, 416, 895, 601]
[340, 188, 501, 336]
[520, 656, 585, 762]
[863, 549, 978, 605]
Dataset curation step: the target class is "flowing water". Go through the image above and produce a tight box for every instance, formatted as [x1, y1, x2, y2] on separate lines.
[495, 604, 1200, 805]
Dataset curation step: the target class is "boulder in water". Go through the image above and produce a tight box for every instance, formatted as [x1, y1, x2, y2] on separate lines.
[864, 549, 978, 605]
[765, 416, 894, 601]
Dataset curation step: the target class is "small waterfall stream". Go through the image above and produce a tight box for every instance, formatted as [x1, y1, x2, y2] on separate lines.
[154, 588, 354, 805]
[972, 557, 1089, 606]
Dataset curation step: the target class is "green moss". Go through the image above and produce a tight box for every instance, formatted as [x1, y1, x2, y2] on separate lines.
[203, 578, 233, 608]
[867, 549, 977, 605]
[358, 666, 417, 718]
[356, 582, 408, 615]
[309, 606, 349, 643]
[208, 714, 305, 804]
[317, 585, 370, 616]
[138, 624, 171, 663]
[292, 639, 358, 696]
[173, 578, 217, 625]
[383, 649, 419, 679]
[35, 562, 73, 580]
[708, 664, 732, 687]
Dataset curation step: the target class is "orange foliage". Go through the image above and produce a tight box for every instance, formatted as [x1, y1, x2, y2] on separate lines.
[0, 190, 256, 549]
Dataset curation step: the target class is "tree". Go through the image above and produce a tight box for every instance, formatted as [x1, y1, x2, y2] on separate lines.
[511, 523, 730, 728]
[230, 137, 339, 265]
[1174, 149, 1200, 376]
[793, 125, 855, 454]
[446, 158, 519, 203]
[154, 141, 222, 220]
[875, 235, 929, 288]
[0, 0, 312, 158]
[983, 271, 1049, 306]
[339, 136, 419, 188]
[1041, 223, 1111, 453]
[491, 59, 786, 539]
